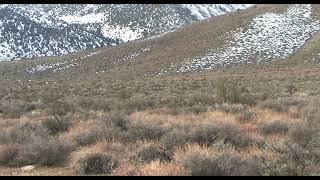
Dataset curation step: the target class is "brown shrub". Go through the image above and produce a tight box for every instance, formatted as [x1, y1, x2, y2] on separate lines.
[47, 100, 75, 116]
[133, 143, 171, 163]
[126, 119, 168, 142]
[174, 144, 259, 176]
[137, 160, 191, 176]
[0, 145, 18, 165]
[0, 101, 36, 118]
[0, 121, 75, 166]
[123, 96, 157, 113]
[111, 163, 139, 176]
[160, 122, 256, 150]
[236, 110, 257, 124]
[258, 97, 306, 113]
[77, 153, 118, 175]
[74, 126, 121, 146]
[215, 103, 248, 114]
[302, 101, 320, 129]
[13, 136, 75, 166]
[259, 121, 289, 136]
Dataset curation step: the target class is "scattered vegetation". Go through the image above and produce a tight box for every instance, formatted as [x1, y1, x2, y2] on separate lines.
[259, 121, 289, 135]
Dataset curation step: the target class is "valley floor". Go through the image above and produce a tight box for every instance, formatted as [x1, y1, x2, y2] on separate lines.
[0, 62, 320, 176]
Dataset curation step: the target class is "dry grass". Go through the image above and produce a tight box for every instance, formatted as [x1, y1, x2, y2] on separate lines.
[136, 160, 191, 176]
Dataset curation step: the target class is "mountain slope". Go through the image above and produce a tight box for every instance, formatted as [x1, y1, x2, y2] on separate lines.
[1, 4, 320, 82]
[0, 4, 252, 61]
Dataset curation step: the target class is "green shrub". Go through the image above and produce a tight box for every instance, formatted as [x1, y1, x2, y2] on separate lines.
[43, 115, 72, 135]
[47, 100, 75, 116]
[0, 101, 36, 118]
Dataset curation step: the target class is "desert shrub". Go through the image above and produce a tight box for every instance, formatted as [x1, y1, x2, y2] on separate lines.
[215, 103, 248, 114]
[43, 115, 72, 135]
[258, 99, 286, 112]
[104, 110, 129, 131]
[217, 154, 260, 176]
[78, 97, 111, 112]
[77, 153, 118, 175]
[117, 89, 133, 99]
[219, 124, 256, 148]
[74, 127, 121, 146]
[47, 100, 75, 116]
[236, 110, 257, 123]
[183, 105, 208, 114]
[215, 77, 228, 103]
[137, 160, 191, 176]
[302, 101, 320, 129]
[239, 93, 257, 106]
[260, 141, 320, 176]
[0, 121, 75, 166]
[225, 81, 242, 104]
[0, 101, 36, 118]
[123, 96, 157, 113]
[215, 78, 255, 105]
[160, 124, 224, 150]
[126, 120, 168, 142]
[174, 144, 259, 176]
[187, 93, 217, 106]
[174, 145, 224, 176]
[259, 121, 289, 135]
[160, 123, 255, 150]
[258, 97, 306, 113]
[167, 95, 188, 108]
[0, 121, 49, 145]
[290, 125, 318, 147]
[0, 145, 18, 165]
[285, 83, 298, 94]
[134, 144, 171, 163]
[290, 124, 320, 154]
[259, 90, 273, 101]
[12, 137, 75, 166]
[160, 125, 193, 150]
[111, 163, 139, 176]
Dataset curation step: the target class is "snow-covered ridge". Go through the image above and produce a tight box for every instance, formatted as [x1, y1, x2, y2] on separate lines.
[182, 4, 253, 20]
[163, 4, 320, 74]
[59, 13, 106, 24]
[0, 4, 252, 61]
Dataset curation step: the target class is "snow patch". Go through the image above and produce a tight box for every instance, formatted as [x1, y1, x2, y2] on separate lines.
[59, 13, 106, 24]
[0, 4, 8, 9]
[182, 4, 253, 20]
[0, 42, 15, 61]
[112, 45, 152, 65]
[102, 23, 144, 42]
[163, 4, 320, 74]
